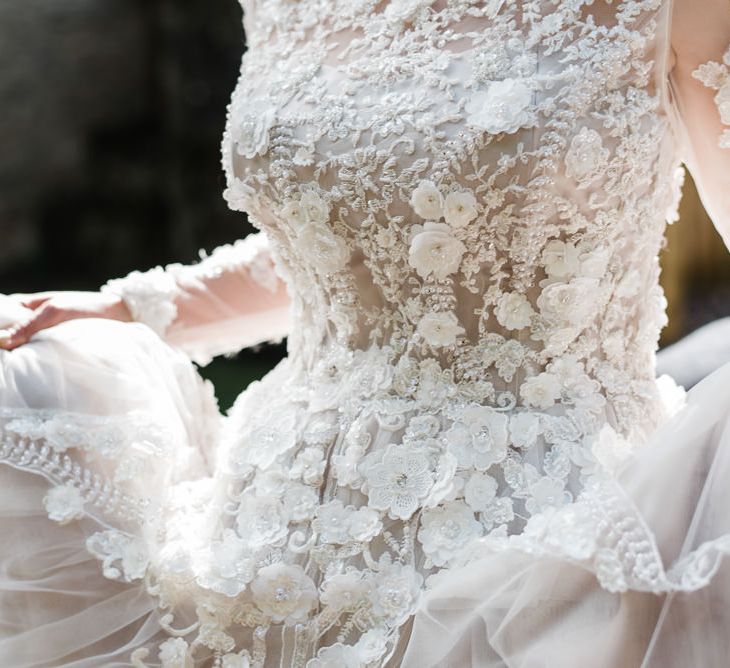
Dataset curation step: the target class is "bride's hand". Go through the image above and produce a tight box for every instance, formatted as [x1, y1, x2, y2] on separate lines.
[0, 291, 132, 351]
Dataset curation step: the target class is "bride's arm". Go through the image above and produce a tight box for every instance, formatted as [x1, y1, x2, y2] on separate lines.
[100, 230, 291, 365]
[0, 230, 290, 363]
[652, 2, 730, 385]
[668, 0, 730, 246]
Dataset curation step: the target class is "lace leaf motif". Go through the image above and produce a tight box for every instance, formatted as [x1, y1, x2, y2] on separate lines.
[692, 44, 730, 149]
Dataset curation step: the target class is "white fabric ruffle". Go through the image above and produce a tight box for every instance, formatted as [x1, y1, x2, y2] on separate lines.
[3, 310, 730, 666]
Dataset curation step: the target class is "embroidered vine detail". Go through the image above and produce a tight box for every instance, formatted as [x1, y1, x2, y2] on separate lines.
[692, 44, 730, 149]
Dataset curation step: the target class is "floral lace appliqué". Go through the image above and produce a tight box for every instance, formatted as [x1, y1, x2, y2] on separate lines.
[692, 44, 730, 149]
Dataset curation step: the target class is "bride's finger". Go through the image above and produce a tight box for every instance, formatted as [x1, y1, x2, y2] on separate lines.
[9, 292, 54, 310]
[0, 322, 26, 350]
[0, 305, 64, 350]
[0, 329, 12, 350]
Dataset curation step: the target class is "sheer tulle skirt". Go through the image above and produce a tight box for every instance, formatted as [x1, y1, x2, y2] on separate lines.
[0, 317, 218, 667]
[3, 316, 730, 666]
[400, 359, 730, 667]
[0, 466, 169, 668]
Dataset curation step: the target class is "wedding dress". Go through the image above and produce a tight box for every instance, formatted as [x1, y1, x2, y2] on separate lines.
[2, 0, 730, 666]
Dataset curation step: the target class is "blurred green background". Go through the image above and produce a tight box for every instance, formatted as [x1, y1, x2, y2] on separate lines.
[1, 0, 728, 410]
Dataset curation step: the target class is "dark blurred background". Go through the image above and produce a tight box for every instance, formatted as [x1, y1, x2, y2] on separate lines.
[0, 0, 728, 409]
[0, 0, 285, 410]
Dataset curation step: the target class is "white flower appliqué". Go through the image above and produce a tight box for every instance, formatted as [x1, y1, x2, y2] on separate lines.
[233, 106, 276, 160]
[250, 563, 318, 624]
[306, 643, 361, 668]
[520, 372, 562, 409]
[364, 444, 434, 520]
[235, 493, 289, 549]
[445, 405, 509, 470]
[416, 311, 465, 346]
[410, 180, 444, 219]
[291, 447, 327, 485]
[590, 424, 636, 474]
[313, 499, 383, 544]
[525, 476, 570, 514]
[408, 222, 466, 280]
[509, 412, 541, 449]
[320, 570, 369, 612]
[299, 224, 351, 274]
[418, 500, 484, 567]
[281, 191, 350, 274]
[564, 127, 610, 184]
[463, 471, 499, 512]
[43, 484, 85, 525]
[158, 638, 194, 668]
[537, 278, 601, 326]
[443, 190, 478, 228]
[465, 78, 535, 135]
[495, 292, 535, 330]
[541, 240, 581, 279]
[368, 557, 423, 625]
[384, 0, 435, 25]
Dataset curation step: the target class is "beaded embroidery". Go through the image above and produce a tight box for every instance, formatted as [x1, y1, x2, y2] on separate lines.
[692, 44, 730, 149]
[2, 2, 711, 667]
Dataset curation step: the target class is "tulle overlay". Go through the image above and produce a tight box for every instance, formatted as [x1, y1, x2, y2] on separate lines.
[3, 317, 730, 666]
[0, 318, 220, 667]
[402, 361, 730, 667]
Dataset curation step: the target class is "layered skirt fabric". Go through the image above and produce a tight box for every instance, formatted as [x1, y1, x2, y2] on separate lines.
[3, 313, 730, 667]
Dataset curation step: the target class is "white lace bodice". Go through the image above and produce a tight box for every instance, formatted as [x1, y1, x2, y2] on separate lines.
[223, 0, 682, 442]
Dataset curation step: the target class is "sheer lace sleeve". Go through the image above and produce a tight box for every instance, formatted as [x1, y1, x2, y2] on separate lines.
[668, 0, 730, 246]
[101, 231, 291, 365]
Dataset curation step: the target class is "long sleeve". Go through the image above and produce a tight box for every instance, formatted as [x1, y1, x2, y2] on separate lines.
[101, 231, 291, 365]
[668, 0, 730, 246]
